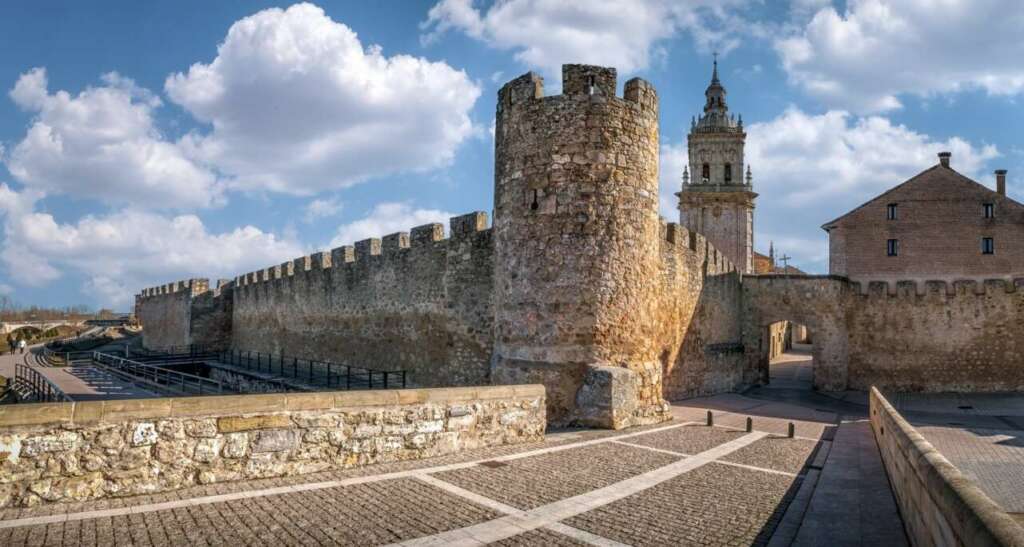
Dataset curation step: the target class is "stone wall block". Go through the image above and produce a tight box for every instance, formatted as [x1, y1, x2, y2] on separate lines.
[251, 430, 301, 453]
[193, 438, 222, 462]
[354, 238, 382, 260]
[450, 212, 488, 237]
[185, 419, 219, 438]
[221, 433, 249, 459]
[217, 415, 290, 433]
[382, 232, 410, 253]
[410, 223, 444, 246]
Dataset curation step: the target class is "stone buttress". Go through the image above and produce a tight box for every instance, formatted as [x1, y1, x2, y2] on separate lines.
[492, 65, 670, 428]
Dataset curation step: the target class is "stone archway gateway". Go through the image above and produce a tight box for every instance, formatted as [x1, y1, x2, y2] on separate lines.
[742, 275, 851, 391]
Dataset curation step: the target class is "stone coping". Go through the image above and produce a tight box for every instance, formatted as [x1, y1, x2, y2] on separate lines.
[0, 384, 546, 428]
[870, 387, 1024, 547]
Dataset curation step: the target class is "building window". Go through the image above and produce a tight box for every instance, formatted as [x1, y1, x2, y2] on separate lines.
[887, 239, 899, 257]
[887, 203, 897, 220]
[701, 163, 710, 182]
[982, 237, 995, 255]
[983, 203, 994, 219]
[724, 163, 732, 182]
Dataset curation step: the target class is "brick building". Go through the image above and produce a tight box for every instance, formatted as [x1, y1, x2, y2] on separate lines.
[822, 152, 1024, 283]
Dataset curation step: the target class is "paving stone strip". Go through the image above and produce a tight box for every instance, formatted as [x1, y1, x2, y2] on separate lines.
[0, 421, 696, 530]
[414, 475, 627, 547]
[609, 439, 799, 477]
[389, 432, 768, 546]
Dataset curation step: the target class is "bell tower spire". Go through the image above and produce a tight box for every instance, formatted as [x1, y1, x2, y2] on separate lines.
[676, 55, 757, 274]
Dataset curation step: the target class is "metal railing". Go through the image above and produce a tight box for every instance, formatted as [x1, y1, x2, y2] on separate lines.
[41, 344, 94, 366]
[14, 363, 72, 403]
[91, 352, 226, 396]
[217, 349, 407, 390]
[137, 344, 212, 357]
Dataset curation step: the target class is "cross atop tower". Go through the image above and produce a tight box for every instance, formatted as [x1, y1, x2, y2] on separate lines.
[778, 254, 792, 272]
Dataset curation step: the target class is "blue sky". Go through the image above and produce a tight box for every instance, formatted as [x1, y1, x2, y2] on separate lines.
[0, 0, 1022, 309]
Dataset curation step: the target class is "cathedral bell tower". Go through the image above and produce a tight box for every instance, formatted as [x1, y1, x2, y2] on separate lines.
[676, 56, 756, 273]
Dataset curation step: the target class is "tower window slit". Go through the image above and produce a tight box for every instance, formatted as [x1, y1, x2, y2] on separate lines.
[724, 163, 732, 183]
[531, 189, 539, 210]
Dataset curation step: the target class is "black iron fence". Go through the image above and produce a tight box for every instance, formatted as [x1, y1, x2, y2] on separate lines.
[13, 363, 72, 403]
[217, 349, 407, 390]
[92, 352, 227, 396]
[41, 344, 94, 366]
[130, 344, 214, 359]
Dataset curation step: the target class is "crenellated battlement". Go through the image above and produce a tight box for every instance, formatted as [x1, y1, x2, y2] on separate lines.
[745, 272, 1023, 301]
[497, 65, 657, 116]
[660, 221, 738, 276]
[232, 211, 491, 297]
[850, 277, 1024, 298]
[137, 278, 210, 300]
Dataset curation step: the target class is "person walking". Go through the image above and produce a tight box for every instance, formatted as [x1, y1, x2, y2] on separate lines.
[6, 337, 12, 355]
[18, 338, 26, 354]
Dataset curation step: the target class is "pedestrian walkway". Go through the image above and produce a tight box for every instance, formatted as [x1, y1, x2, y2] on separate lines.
[0, 345, 154, 401]
[767, 344, 813, 391]
[749, 348, 1024, 537]
[0, 381, 909, 546]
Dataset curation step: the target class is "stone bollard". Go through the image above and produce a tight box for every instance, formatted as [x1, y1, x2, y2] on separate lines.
[788, 422, 795, 438]
[707, 410, 714, 426]
[746, 417, 753, 432]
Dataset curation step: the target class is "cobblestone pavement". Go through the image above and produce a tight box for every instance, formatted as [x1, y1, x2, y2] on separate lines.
[915, 422, 1024, 514]
[0, 400, 836, 547]
[566, 463, 797, 547]
[871, 390, 1024, 516]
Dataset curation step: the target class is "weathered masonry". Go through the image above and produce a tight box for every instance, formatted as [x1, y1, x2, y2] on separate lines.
[137, 64, 1024, 430]
[0, 385, 544, 507]
[744, 275, 1024, 392]
[137, 66, 753, 429]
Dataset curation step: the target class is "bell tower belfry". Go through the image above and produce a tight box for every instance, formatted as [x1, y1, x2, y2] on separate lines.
[677, 56, 756, 273]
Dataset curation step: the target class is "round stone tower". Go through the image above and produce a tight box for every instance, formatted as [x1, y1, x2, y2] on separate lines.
[492, 65, 669, 428]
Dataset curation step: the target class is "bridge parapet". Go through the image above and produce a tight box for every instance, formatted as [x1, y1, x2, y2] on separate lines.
[0, 320, 85, 335]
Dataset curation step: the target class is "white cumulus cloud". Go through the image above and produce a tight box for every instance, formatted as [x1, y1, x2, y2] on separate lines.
[304, 196, 343, 223]
[0, 184, 302, 307]
[329, 202, 455, 248]
[421, 0, 748, 79]
[5, 68, 223, 209]
[166, 2, 481, 195]
[776, 0, 1024, 113]
[659, 108, 1001, 272]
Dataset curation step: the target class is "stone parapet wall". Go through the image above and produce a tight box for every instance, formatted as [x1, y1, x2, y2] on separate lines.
[229, 212, 494, 389]
[0, 385, 545, 508]
[870, 388, 1024, 546]
[744, 275, 1024, 392]
[658, 222, 750, 400]
[846, 278, 1024, 392]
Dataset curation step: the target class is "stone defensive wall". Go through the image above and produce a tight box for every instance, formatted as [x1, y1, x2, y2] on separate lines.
[230, 211, 494, 389]
[870, 388, 1024, 546]
[658, 222, 749, 401]
[0, 384, 545, 507]
[744, 275, 1024, 392]
[134, 62, 1024, 429]
[135, 65, 759, 429]
[136, 278, 232, 351]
